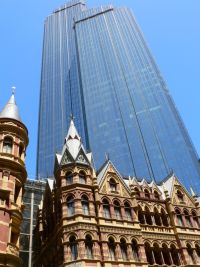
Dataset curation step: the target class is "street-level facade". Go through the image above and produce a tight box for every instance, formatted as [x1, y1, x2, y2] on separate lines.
[0, 93, 28, 267]
[33, 120, 200, 267]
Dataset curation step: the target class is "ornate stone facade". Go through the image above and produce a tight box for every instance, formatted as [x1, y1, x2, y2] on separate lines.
[33, 120, 200, 267]
[0, 93, 28, 267]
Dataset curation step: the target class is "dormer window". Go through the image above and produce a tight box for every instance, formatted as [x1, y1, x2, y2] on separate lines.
[3, 137, 13, 154]
[177, 190, 184, 202]
[154, 191, 160, 200]
[144, 189, 150, 199]
[110, 178, 117, 192]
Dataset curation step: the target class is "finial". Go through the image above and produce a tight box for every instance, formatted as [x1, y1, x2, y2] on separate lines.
[70, 113, 75, 121]
[12, 86, 16, 95]
[190, 187, 197, 197]
[105, 152, 109, 161]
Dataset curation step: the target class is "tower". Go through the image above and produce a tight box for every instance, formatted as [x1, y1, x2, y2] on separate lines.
[37, 0, 200, 194]
[0, 92, 28, 267]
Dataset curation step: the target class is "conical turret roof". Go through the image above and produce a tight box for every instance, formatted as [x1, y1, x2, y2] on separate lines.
[0, 93, 22, 122]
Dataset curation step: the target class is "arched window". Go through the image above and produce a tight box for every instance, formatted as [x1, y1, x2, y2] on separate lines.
[114, 200, 121, 220]
[134, 187, 140, 197]
[19, 143, 24, 158]
[187, 244, 195, 264]
[153, 243, 162, 265]
[110, 178, 117, 192]
[82, 195, 89, 215]
[138, 207, 145, 224]
[144, 189, 150, 199]
[192, 211, 200, 228]
[177, 190, 184, 202]
[108, 237, 116, 260]
[103, 199, 111, 219]
[170, 245, 180, 266]
[67, 196, 75, 216]
[120, 238, 128, 261]
[154, 191, 160, 200]
[154, 208, 162, 226]
[195, 245, 200, 262]
[145, 206, 153, 225]
[184, 210, 192, 228]
[69, 236, 78, 261]
[162, 244, 171, 265]
[85, 235, 93, 259]
[132, 240, 139, 261]
[175, 209, 183, 227]
[124, 202, 132, 221]
[145, 243, 154, 265]
[66, 172, 73, 185]
[3, 137, 13, 154]
[161, 208, 169, 227]
[79, 171, 86, 184]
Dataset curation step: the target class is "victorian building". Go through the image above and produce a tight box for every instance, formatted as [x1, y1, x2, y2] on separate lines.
[33, 120, 200, 267]
[0, 93, 28, 267]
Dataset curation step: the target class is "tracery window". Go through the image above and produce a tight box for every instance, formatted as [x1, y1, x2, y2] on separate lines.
[3, 137, 13, 154]
[184, 210, 192, 228]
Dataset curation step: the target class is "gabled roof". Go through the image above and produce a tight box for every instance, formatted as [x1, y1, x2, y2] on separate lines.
[97, 160, 130, 192]
[54, 119, 93, 171]
[0, 93, 22, 122]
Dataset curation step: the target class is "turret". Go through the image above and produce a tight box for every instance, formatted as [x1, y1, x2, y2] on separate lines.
[0, 92, 28, 267]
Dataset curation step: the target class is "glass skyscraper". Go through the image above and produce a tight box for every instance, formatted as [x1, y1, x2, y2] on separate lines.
[37, 0, 200, 194]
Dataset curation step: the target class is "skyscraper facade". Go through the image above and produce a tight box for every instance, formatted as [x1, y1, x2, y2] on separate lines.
[37, 0, 200, 193]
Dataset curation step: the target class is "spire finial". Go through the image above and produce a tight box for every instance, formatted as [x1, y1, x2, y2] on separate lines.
[12, 86, 16, 95]
[105, 152, 109, 161]
[70, 113, 75, 121]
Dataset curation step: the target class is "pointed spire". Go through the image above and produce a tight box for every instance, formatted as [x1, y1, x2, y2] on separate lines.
[0, 89, 22, 122]
[190, 187, 197, 197]
[65, 118, 81, 142]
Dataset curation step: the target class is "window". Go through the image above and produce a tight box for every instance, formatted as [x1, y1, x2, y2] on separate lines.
[110, 178, 117, 192]
[108, 237, 116, 260]
[79, 171, 86, 184]
[187, 244, 195, 264]
[192, 211, 200, 228]
[170, 245, 181, 266]
[144, 189, 150, 199]
[69, 236, 78, 261]
[145, 206, 153, 225]
[154, 208, 162, 226]
[134, 187, 140, 197]
[19, 143, 24, 158]
[177, 190, 184, 202]
[145, 243, 154, 265]
[161, 209, 169, 227]
[85, 235, 93, 259]
[103, 199, 111, 219]
[3, 137, 13, 154]
[67, 196, 75, 216]
[120, 238, 128, 261]
[138, 207, 145, 224]
[82, 196, 89, 215]
[195, 245, 200, 262]
[124, 202, 132, 221]
[114, 200, 121, 220]
[66, 172, 73, 185]
[184, 210, 192, 228]
[132, 240, 139, 261]
[175, 209, 183, 227]
[154, 191, 160, 200]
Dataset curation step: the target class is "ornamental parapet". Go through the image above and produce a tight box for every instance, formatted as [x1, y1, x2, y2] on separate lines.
[141, 225, 173, 234]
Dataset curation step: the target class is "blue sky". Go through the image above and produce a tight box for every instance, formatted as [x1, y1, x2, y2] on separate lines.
[0, 0, 199, 178]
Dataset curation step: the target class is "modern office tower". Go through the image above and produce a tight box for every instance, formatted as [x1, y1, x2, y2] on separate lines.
[20, 179, 46, 267]
[37, 0, 200, 194]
